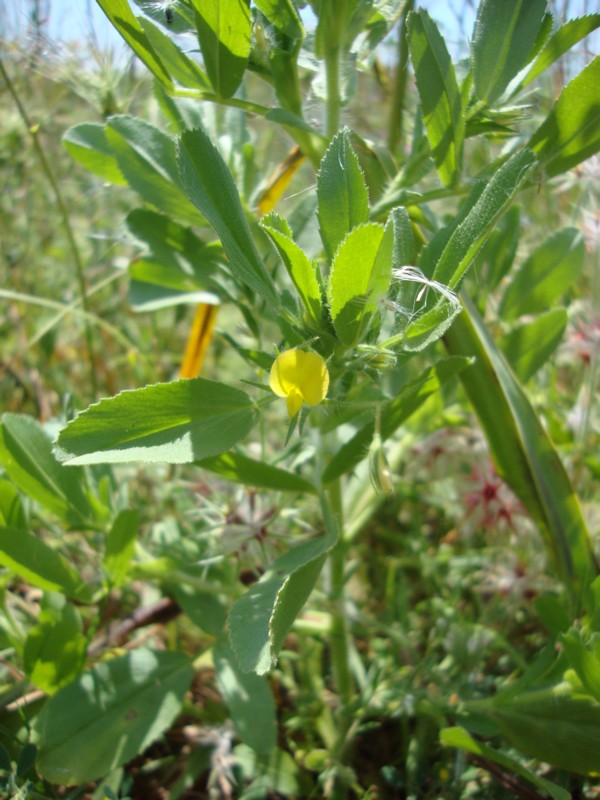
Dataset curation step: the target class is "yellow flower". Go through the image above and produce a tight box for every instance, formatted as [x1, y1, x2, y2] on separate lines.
[269, 349, 330, 417]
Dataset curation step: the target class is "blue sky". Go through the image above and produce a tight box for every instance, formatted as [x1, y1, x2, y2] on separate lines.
[6, 0, 596, 64]
[5, 0, 476, 57]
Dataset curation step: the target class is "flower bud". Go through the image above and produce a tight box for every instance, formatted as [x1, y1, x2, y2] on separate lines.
[368, 432, 394, 495]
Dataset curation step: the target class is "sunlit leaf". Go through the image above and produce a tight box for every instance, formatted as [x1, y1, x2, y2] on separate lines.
[529, 56, 600, 177]
[229, 532, 337, 673]
[191, 0, 251, 98]
[407, 9, 464, 186]
[56, 379, 258, 465]
[471, 0, 547, 104]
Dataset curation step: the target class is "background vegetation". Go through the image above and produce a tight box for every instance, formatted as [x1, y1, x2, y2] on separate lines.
[0, 1, 599, 798]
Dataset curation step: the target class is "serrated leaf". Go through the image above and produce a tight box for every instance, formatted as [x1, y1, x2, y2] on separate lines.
[261, 213, 322, 326]
[317, 128, 369, 262]
[471, 0, 547, 104]
[62, 124, 126, 185]
[328, 221, 393, 346]
[529, 56, 600, 177]
[0, 526, 94, 602]
[213, 638, 276, 754]
[407, 9, 464, 187]
[432, 149, 536, 288]
[96, 0, 174, 89]
[177, 128, 279, 310]
[105, 116, 205, 226]
[197, 451, 316, 494]
[229, 532, 337, 673]
[500, 228, 584, 320]
[35, 649, 193, 784]
[191, 0, 251, 98]
[441, 727, 570, 800]
[323, 357, 471, 483]
[499, 309, 568, 383]
[56, 379, 258, 466]
[0, 414, 98, 528]
[522, 15, 600, 87]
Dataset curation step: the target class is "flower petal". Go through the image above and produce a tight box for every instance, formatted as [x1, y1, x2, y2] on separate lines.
[286, 388, 304, 417]
[298, 351, 330, 406]
[269, 349, 302, 397]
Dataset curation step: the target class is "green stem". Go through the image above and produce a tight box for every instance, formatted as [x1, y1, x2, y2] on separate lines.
[0, 56, 98, 400]
[325, 479, 353, 710]
[325, 46, 342, 138]
[387, 0, 414, 153]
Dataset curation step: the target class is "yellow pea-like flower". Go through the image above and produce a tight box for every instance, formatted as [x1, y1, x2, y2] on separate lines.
[269, 349, 330, 418]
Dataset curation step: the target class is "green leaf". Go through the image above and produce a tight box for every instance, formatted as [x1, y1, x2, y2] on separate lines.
[23, 601, 86, 694]
[197, 451, 317, 494]
[254, 0, 304, 39]
[391, 206, 415, 267]
[323, 357, 471, 483]
[16, 743, 37, 780]
[432, 149, 536, 288]
[172, 580, 227, 637]
[328, 221, 393, 346]
[62, 124, 126, 185]
[177, 128, 279, 310]
[400, 294, 462, 353]
[499, 309, 568, 383]
[441, 727, 570, 800]
[491, 689, 600, 775]
[139, 16, 211, 90]
[126, 208, 228, 308]
[522, 15, 600, 88]
[234, 744, 301, 796]
[444, 295, 597, 601]
[191, 0, 251, 98]
[471, 0, 547, 104]
[0, 479, 27, 529]
[317, 128, 369, 262]
[213, 638, 277, 754]
[55, 379, 258, 466]
[103, 510, 139, 587]
[500, 228, 584, 320]
[105, 115, 205, 227]
[472, 204, 520, 292]
[407, 9, 464, 187]
[35, 648, 193, 784]
[260, 213, 322, 327]
[0, 526, 93, 602]
[0, 414, 98, 528]
[561, 632, 600, 704]
[529, 56, 600, 177]
[229, 531, 337, 673]
[96, 0, 174, 89]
